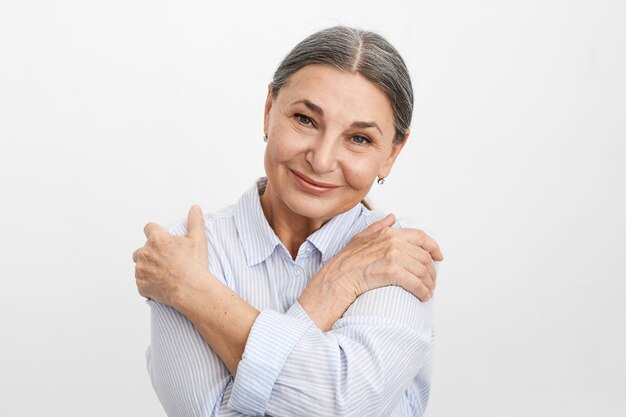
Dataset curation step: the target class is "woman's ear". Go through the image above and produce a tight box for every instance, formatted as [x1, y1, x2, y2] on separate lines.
[379, 129, 410, 178]
[264, 83, 273, 135]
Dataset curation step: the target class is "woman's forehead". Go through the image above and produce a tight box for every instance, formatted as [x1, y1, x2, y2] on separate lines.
[277, 64, 395, 126]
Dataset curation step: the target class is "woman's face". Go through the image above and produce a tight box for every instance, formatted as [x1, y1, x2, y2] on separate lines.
[263, 64, 407, 223]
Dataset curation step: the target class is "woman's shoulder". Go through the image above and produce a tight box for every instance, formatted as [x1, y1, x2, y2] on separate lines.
[360, 207, 424, 231]
[360, 207, 440, 252]
[360, 207, 442, 276]
[166, 204, 237, 237]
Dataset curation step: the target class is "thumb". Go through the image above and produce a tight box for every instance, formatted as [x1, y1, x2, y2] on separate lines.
[362, 213, 396, 235]
[187, 205, 206, 239]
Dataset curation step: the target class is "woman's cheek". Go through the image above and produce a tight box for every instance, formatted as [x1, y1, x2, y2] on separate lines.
[344, 161, 377, 190]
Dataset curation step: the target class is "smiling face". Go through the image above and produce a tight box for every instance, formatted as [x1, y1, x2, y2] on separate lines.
[262, 64, 408, 227]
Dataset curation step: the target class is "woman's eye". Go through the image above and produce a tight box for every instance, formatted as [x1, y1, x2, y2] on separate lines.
[351, 135, 371, 145]
[296, 114, 313, 126]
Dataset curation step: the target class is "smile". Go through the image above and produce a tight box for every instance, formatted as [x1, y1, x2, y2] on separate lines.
[291, 170, 340, 194]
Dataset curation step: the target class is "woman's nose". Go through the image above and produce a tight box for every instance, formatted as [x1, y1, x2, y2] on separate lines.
[305, 136, 339, 174]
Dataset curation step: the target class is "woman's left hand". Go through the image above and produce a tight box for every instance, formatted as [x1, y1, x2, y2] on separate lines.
[132, 206, 210, 307]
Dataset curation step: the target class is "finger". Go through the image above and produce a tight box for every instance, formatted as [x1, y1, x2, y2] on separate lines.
[144, 222, 166, 239]
[360, 213, 396, 236]
[393, 228, 444, 261]
[187, 205, 206, 239]
[403, 256, 435, 292]
[400, 242, 437, 283]
[132, 248, 141, 263]
[397, 269, 431, 302]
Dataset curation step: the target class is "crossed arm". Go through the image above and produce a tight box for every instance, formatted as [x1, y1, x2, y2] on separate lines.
[135, 207, 442, 416]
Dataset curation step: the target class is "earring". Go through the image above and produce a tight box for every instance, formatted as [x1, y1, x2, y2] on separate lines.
[377, 176, 385, 185]
[263, 133, 268, 142]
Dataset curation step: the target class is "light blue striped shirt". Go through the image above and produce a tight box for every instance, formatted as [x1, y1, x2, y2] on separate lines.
[146, 179, 434, 417]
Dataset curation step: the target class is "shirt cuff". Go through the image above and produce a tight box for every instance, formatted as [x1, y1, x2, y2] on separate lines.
[228, 307, 313, 415]
[284, 300, 316, 323]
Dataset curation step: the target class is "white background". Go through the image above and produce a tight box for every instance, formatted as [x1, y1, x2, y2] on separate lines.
[1, 1, 624, 416]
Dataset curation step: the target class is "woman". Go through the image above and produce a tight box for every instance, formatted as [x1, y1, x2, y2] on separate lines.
[133, 26, 444, 417]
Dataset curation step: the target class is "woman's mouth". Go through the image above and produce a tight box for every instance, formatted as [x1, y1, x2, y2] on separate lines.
[291, 170, 340, 194]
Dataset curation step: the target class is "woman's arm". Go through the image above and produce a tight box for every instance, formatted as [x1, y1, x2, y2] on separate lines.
[225, 216, 437, 417]
[227, 289, 432, 417]
[136, 208, 439, 374]
[142, 209, 236, 417]
[135, 207, 441, 416]
[135, 207, 260, 375]
[146, 301, 231, 417]
[297, 213, 441, 331]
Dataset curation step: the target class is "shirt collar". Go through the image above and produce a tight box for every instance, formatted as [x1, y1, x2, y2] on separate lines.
[234, 178, 282, 267]
[234, 177, 365, 266]
[306, 202, 364, 263]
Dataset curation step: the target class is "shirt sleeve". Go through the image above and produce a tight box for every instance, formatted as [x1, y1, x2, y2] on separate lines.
[228, 287, 434, 417]
[228, 216, 435, 417]
[145, 219, 232, 417]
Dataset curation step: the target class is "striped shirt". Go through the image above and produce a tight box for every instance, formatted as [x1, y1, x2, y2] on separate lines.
[146, 179, 434, 417]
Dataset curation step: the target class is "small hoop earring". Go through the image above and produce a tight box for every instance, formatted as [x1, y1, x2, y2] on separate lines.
[263, 133, 268, 142]
[377, 177, 385, 185]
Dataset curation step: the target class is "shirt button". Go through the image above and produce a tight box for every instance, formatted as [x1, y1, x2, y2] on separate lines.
[295, 268, 303, 277]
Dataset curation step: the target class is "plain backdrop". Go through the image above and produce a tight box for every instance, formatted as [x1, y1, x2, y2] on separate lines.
[1, 1, 624, 416]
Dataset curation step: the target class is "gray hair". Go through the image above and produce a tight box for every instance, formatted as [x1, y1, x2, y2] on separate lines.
[271, 26, 414, 143]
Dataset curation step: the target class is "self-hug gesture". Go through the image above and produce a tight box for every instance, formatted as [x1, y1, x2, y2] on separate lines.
[134, 207, 443, 332]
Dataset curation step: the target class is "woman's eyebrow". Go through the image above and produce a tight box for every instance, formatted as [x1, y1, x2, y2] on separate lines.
[351, 121, 383, 135]
[291, 99, 324, 116]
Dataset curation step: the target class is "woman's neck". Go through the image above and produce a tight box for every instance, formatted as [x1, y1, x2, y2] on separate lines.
[259, 182, 327, 260]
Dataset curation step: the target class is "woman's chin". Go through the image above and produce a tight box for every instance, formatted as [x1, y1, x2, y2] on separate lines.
[285, 199, 334, 221]
[282, 194, 360, 224]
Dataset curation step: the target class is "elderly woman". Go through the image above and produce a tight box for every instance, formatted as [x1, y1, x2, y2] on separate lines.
[133, 26, 443, 417]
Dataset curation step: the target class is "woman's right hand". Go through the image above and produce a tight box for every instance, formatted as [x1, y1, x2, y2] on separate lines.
[299, 214, 443, 331]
